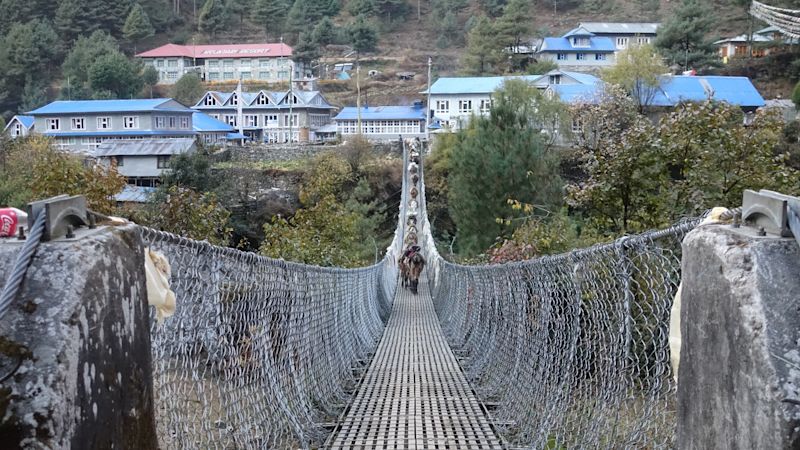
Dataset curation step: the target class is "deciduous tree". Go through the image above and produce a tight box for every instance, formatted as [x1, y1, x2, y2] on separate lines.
[88, 52, 144, 99]
[170, 73, 205, 106]
[602, 44, 668, 112]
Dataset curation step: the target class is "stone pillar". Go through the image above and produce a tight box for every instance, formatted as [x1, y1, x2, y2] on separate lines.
[678, 225, 800, 449]
[0, 225, 157, 449]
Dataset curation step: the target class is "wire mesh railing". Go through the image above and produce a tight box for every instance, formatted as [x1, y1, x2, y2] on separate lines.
[415, 145, 698, 448]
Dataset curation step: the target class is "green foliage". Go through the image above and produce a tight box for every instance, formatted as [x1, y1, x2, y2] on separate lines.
[62, 31, 119, 86]
[0, 135, 126, 213]
[347, 0, 376, 17]
[159, 145, 216, 193]
[462, 16, 502, 75]
[654, 0, 717, 71]
[142, 186, 232, 245]
[1, 20, 58, 111]
[170, 73, 204, 106]
[123, 3, 155, 43]
[293, 31, 321, 67]
[252, 0, 288, 39]
[527, 59, 558, 75]
[88, 52, 144, 99]
[224, 0, 248, 26]
[478, 0, 506, 17]
[142, 65, 159, 96]
[312, 17, 336, 46]
[447, 80, 563, 256]
[20, 76, 48, 111]
[793, 79, 800, 109]
[348, 15, 378, 53]
[288, 0, 325, 34]
[496, 0, 530, 49]
[436, 12, 461, 49]
[602, 44, 668, 112]
[199, 0, 226, 37]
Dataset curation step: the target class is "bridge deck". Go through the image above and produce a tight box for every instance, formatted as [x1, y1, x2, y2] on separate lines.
[328, 280, 502, 450]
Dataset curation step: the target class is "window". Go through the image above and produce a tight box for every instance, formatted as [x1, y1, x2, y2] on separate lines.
[638, 37, 650, 45]
[168, 59, 178, 67]
[12, 123, 22, 137]
[229, 94, 238, 105]
[458, 100, 472, 114]
[157, 155, 171, 169]
[258, 71, 270, 79]
[167, 72, 178, 80]
[208, 60, 219, 68]
[479, 99, 492, 113]
[571, 117, 583, 133]
[277, 70, 289, 79]
[224, 115, 237, 127]
[203, 95, 217, 106]
[576, 53, 586, 61]
[223, 60, 234, 68]
[123, 116, 139, 129]
[240, 59, 251, 66]
[155, 116, 166, 128]
[71, 117, 85, 130]
[264, 114, 278, 126]
[573, 37, 590, 47]
[245, 115, 258, 127]
[259, 59, 270, 67]
[97, 117, 111, 129]
[435, 100, 449, 113]
[169, 116, 177, 128]
[156, 59, 164, 68]
[616, 37, 629, 49]
[283, 114, 298, 126]
[557, 53, 567, 61]
[113, 156, 124, 167]
[256, 94, 270, 105]
[208, 72, 220, 81]
[240, 71, 252, 79]
[595, 53, 607, 61]
[549, 75, 562, 85]
[223, 72, 234, 80]
[180, 117, 189, 129]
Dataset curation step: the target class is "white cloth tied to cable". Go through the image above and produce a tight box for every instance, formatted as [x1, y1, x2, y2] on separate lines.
[669, 206, 730, 381]
[145, 248, 176, 324]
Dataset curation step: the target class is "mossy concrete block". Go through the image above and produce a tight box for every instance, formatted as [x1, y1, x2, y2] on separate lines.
[0, 225, 157, 449]
[679, 225, 800, 449]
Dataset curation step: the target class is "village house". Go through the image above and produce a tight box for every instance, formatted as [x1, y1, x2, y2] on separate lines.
[575, 22, 660, 51]
[193, 87, 335, 143]
[334, 103, 427, 141]
[715, 26, 797, 63]
[136, 43, 304, 85]
[192, 111, 240, 146]
[3, 115, 34, 138]
[537, 27, 617, 72]
[26, 99, 196, 154]
[94, 138, 196, 187]
[426, 70, 601, 131]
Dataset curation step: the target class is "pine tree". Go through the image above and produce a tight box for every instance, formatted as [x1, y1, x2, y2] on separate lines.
[225, 0, 247, 26]
[62, 30, 120, 87]
[436, 12, 460, 48]
[288, 0, 324, 34]
[55, 0, 96, 43]
[348, 15, 378, 54]
[462, 16, 501, 75]
[312, 17, 336, 46]
[293, 31, 320, 67]
[347, 0, 376, 17]
[199, 0, 226, 37]
[252, 0, 289, 39]
[496, 0, 530, 49]
[138, 0, 173, 31]
[654, 0, 717, 71]
[20, 76, 48, 111]
[123, 3, 155, 46]
[374, 0, 408, 22]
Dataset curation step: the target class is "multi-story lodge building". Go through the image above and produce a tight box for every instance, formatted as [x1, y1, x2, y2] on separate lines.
[426, 70, 601, 131]
[136, 43, 303, 85]
[574, 22, 660, 51]
[26, 99, 196, 153]
[94, 138, 197, 187]
[537, 27, 617, 72]
[334, 104, 427, 141]
[193, 88, 335, 143]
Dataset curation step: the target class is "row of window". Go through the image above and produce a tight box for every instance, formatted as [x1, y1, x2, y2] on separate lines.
[557, 53, 608, 61]
[204, 92, 302, 107]
[54, 135, 190, 146]
[154, 115, 191, 130]
[616, 37, 651, 48]
[435, 99, 492, 114]
[338, 120, 423, 135]
[47, 116, 139, 131]
[215, 114, 299, 127]
[206, 70, 290, 81]
[206, 58, 290, 68]
[107, 155, 171, 168]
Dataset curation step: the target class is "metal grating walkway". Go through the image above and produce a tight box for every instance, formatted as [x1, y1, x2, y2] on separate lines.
[328, 279, 503, 450]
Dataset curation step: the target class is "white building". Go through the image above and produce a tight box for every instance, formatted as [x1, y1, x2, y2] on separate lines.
[3, 115, 34, 138]
[136, 43, 305, 85]
[425, 70, 602, 131]
[575, 22, 660, 51]
[537, 27, 617, 72]
[94, 138, 197, 187]
[334, 104, 427, 141]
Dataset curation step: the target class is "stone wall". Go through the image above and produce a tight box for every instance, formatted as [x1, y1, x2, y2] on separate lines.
[0, 225, 157, 449]
[678, 225, 800, 449]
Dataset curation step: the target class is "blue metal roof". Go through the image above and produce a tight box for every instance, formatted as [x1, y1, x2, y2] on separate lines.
[192, 111, 234, 132]
[226, 132, 246, 140]
[428, 75, 541, 94]
[42, 130, 197, 137]
[27, 99, 192, 115]
[560, 71, 602, 85]
[539, 36, 616, 53]
[12, 115, 35, 128]
[335, 106, 426, 121]
[650, 76, 765, 108]
[550, 85, 603, 104]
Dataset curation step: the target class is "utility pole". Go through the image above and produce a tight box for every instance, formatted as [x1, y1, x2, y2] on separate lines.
[418, 0, 421, 21]
[356, 52, 362, 135]
[425, 57, 432, 142]
[288, 61, 294, 143]
[236, 78, 244, 146]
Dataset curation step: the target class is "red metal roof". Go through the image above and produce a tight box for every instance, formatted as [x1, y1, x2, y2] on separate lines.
[136, 43, 293, 59]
